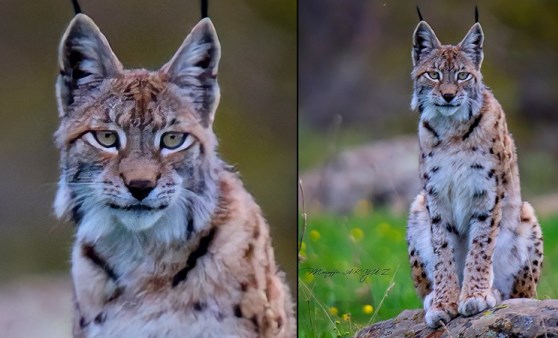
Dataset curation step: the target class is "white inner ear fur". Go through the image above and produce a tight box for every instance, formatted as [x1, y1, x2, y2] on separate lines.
[163, 18, 221, 77]
[56, 14, 123, 117]
[458, 23, 484, 68]
[161, 18, 221, 126]
[58, 14, 123, 77]
[412, 21, 442, 66]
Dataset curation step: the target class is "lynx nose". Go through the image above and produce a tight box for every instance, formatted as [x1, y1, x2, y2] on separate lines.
[442, 93, 455, 103]
[126, 180, 155, 201]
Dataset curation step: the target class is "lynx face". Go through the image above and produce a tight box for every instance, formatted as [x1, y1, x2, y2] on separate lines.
[54, 14, 221, 236]
[411, 22, 484, 122]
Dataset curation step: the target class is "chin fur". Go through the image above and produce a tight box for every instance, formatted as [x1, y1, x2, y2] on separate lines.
[435, 105, 460, 117]
[113, 209, 166, 232]
[74, 188, 218, 246]
[419, 102, 472, 123]
[76, 205, 188, 244]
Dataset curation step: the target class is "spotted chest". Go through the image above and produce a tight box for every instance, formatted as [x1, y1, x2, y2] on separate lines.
[418, 93, 514, 232]
[420, 141, 499, 234]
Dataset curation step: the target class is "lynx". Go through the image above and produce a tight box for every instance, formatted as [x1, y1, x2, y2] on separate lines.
[54, 14, 294, 337]
[406, 19, 543, 328]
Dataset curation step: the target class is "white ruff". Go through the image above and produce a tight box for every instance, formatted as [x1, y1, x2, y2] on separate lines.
[435, 105, 460, 117]
[75, 193, 216, 275]
[112, 209, 166, 232]
[77, 183, 217, 241]
[76, 205, 188, 245]
[421, 102, 470, 123]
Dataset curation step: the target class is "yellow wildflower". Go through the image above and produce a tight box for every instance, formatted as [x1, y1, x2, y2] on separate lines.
[363, 304, 374, 315]
[309, 230, 321, 242]
[328, 306, 339, 316]
[342, 313, 351, 321]
[299, 241, 307, 258]
[303, 272, 314, 283]
[350, 227, 364, 242]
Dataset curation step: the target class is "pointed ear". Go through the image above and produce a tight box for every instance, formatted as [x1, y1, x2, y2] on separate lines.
[458, 23, 484, 69]
[56, 14, 122, 116]
[161, 18, 221, 127]
[412, 21, 441, 66]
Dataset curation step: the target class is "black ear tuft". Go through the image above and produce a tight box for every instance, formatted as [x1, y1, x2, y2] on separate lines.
[416, 6, 424, 22]
[71, 0, 82, 15]
[201, 0, 208, 19]
[56, 14, 122, 115]
[475, 6, 479, 23]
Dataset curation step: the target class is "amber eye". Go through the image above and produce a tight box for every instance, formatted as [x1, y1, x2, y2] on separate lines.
[92, 130, 119, 148]
[457, 72, 470, 81]
[161, 132, 187, 150]
[426, 71, 440, 80]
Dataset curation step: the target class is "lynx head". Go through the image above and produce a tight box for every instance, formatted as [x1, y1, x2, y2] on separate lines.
[411, 20, 485, 121]
[54, 14, 222, 240]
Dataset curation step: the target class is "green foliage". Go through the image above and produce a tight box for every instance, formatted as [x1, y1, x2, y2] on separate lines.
[298, 209, 558, 337]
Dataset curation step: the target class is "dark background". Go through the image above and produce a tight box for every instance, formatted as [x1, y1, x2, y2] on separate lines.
[0, 0, 296, 330]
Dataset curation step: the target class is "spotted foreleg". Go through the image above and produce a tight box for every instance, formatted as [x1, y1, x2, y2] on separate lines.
[458, 174, 501, 317]
[423, 192, 460, 328]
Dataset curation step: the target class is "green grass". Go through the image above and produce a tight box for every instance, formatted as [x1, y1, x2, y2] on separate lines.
[298, 207, 558, 337]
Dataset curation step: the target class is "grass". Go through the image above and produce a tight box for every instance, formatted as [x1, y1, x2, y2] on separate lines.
[298, 203, 558, 337]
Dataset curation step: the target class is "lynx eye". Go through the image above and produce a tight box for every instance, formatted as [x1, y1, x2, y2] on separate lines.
[457, 72, 471, 81]
[161, 132, 187, 150]
[92, 130, 119, 148]
[426, 71, 440, 80]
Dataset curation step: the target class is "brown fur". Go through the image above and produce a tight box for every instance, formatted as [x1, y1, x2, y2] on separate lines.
[408, 20, 543, 328]
[55, 14, 295, 337]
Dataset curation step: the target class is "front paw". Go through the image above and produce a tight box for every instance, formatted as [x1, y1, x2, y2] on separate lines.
[424, 303, 458, 328]
[458, 292, 497, 317]
[423, 292, 434, 311]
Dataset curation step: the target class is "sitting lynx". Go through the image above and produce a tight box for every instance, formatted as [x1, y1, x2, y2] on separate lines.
[406, 18, 543, 328]
[54, 14, 294, 337]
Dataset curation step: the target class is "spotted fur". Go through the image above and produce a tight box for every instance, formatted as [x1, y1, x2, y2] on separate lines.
[54, 14, 294, 337]
[407, 20, 543, 329]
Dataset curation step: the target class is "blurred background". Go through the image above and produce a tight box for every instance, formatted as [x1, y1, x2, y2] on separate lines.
[299, 0, 558, 336]
[0, 0, 295, 336]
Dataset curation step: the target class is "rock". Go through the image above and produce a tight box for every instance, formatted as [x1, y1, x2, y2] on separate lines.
[299, 136, 420, 214]
[355, 298, 558, 338]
